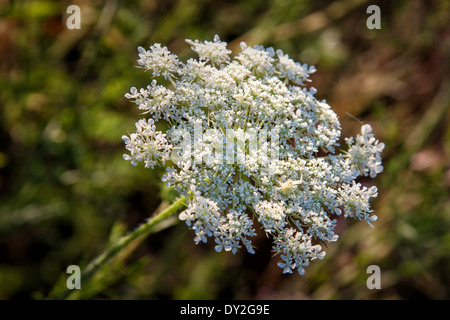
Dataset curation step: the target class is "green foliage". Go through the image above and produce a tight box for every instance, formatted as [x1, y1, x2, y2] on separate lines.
[0, 0, 449, 299]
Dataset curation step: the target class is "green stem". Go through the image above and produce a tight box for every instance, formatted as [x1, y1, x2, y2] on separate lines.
[55, 196, 187, 300]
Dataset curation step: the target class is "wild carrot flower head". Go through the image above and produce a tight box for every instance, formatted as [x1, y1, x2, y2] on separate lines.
[122, 35, 384, 275]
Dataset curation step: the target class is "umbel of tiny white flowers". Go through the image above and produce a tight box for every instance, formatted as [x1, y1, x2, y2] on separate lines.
[122, 35, 385, 275]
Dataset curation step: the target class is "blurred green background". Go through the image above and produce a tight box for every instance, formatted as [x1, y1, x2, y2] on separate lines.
[0, 0, 449, 300]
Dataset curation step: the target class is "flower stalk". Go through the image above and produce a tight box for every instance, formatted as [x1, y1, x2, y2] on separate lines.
[56, 196, 187, 299]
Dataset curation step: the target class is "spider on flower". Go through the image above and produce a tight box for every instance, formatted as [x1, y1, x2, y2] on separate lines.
[275, 172, 303, 195]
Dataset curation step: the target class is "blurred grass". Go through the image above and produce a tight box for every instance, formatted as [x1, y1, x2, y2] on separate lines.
[0, 0, 449, 299]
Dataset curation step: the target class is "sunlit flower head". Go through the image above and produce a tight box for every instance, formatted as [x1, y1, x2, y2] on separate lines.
[123, 35, 384, 275]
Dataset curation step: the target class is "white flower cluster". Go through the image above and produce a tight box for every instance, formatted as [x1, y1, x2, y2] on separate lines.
[345, 124, 385, 178]
[122, 118, 172, 169]
[122, 35, 384, 275]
